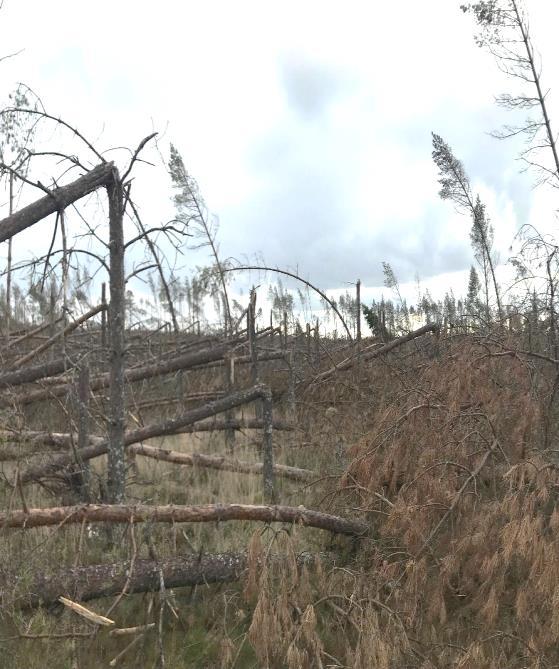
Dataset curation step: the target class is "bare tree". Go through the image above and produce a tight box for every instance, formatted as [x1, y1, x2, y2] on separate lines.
[461, 1, 559, 187]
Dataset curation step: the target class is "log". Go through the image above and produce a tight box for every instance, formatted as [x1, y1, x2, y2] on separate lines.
[0, 357, 69, 390]
[129, 443, 315, 482]
[0, 417, 295, 452]
[195, 351, 285, 371]
[0, 503, 368, 537]
[6, 551, 327, 609]
[2, 317, 64, 351]
[0, 163, 115, 243]
[314, 323, 439, 383]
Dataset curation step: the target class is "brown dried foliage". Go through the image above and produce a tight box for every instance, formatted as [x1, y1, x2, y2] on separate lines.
[328, 337, 559, 667]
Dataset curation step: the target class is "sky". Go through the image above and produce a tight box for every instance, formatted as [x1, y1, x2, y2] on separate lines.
[0, 0, 558, 312]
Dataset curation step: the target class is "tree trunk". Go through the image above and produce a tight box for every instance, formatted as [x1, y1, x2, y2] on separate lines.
[106, 170, 126, 503]
[0, 502, 368, 537]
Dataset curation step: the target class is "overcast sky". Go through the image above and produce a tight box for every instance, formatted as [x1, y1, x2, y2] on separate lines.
[0, 0, 558, 305]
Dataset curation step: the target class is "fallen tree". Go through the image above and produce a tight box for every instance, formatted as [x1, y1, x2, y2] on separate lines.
[0, 503, 368, 537]
[314, 322, 439, 383]
[10, 553, 245, 609]
[0, 357, 69, 390]
[0, 162, 116, 244]
[0, 418, 295, 451]
[6, 551, 328, 610]
[129, 443, 315, 482]
[10, 303, 107, 370]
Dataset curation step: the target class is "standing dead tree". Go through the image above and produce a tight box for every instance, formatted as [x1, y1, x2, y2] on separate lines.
[0, 160, 128, 501]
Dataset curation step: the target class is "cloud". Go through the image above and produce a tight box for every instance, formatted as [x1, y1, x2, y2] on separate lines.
[279, 54, 353, 121]
[0, 0, 557, 305]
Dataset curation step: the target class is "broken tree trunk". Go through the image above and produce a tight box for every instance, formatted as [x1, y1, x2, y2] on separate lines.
[0, 503, 369, 536]
[0, 163, 115, 244]
[107, 168, 126, 503]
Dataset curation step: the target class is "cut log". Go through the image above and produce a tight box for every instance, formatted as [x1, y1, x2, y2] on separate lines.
[0, 503, 368, 537]
[129, 443, 315, 482]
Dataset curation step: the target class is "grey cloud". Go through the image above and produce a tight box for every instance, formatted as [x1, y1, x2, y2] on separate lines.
[279, 54, 352, 120]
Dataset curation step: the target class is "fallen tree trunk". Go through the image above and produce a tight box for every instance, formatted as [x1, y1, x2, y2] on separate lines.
[314, 323, 439, 383]
[129, 443, 315, 482]
[0, 503, 368, 537]
[2, 317, 65, 351]
[0, 418, 295, 450]
[8, 340, 250, 407]
[20, 384, 273, 482]
[0, 417, 295, 453]
[197, 351, 285, 370]
[6, 551, 327, 609]
[0, 357, 69, 390]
